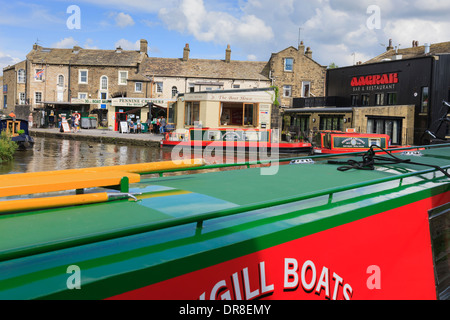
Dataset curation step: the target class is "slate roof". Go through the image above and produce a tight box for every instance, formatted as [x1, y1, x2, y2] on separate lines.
[140, 57, 270, 81]
[364, 41, 450, 64]
[26, 46, 144, 67]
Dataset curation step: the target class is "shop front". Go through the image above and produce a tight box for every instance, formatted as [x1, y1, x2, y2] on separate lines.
[172, 88, 277, 140]
[324, 55, 450, 144]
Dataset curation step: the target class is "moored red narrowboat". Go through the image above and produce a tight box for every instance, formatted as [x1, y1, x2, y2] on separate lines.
[0, 144, 449, 300]
[312, 130, 414, 154]
[161, 127, 312, 153]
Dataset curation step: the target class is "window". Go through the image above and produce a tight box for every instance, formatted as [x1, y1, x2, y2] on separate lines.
[118, 71, 128, 85]
[375, 93, 384, 106]
[79, 70, 88, 84]
[57, 75, 64, 87]
[185, 101, 200, 126]
[156, 82, 163, 93]
[283, 85, 292, 97]
[350, 95, 358, 106]
[35, 92, 42, 103]
[284, 58, 293, 71]
[135, 82, 142, 92]
[319, 115, 344, 131]
[100, 76, 108, 90]
[35, 69, 44, 81]
[78, 93, 87, 99]
[17, 69, 26, 83]
[172, 86, 178, 98]
[244, 104, 257, 126]
[367, 117, 402, 145]
[233, 84, 240, 89]
[387, 92, 397, 105]
[3, 95, 6, 109]
[168, 102, 176, 124]
[302, 82, 311, 97]
[420, 87, 429, 113]
[361, 94, 370, 106]
[19, 92, 25, 105]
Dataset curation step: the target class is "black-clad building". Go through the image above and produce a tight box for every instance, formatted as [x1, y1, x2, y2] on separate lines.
[287, 41, 450, 145]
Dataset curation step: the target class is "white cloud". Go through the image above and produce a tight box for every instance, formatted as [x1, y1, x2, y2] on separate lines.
[115, 39, 140, 50]
[115, 12, 135, 28]
[52, 37, 79, 49]
[0, 52, 21, 74]
[159, 0, 274, 45]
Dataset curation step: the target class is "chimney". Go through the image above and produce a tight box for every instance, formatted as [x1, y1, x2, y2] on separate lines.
[225, 44, 231, 63]
[140, 39, 148, 54]
[386, 39, 394, 51]
[424, 43, 430, 54]
[415, 41, 419, 47]
[305, 47, 312, 59]
[183, 43, 190, 61]
[412, 40, 415, 47]
[298, 41, 305, 54]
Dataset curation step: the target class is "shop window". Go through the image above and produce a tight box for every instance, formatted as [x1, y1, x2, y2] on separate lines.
[387, 92, 397, 105]
[361, 94, 370, 106]
[220, 102, 258, 127]
[420, 87, 429, 113]
[185, 101, 199, 126]
[319, 115, 344, 131]
[168, 102, 176, 124]
[367, 117, 402, 145]
[244, 104, 257, 126]
[284, 58, 293, 71]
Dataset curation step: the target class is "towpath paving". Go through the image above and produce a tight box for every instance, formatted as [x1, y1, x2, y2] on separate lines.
[30, 127, 164, 147]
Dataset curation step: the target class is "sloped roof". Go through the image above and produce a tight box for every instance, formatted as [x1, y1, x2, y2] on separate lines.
[364, 41, 450, 64]
[140, 57, 270, 81]
[26, 46, 144, 67]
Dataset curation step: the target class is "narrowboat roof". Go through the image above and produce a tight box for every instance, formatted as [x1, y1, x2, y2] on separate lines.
[0, 145, 449, 299]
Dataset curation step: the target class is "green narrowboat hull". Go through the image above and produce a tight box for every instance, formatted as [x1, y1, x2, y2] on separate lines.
[0, 145, 449, 300]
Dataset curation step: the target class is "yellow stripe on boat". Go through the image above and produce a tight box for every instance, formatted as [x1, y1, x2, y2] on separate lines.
[0, 193, 109, 214]
[0, 159, 205, 198]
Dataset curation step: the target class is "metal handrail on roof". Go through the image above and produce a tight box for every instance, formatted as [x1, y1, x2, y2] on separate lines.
[1, 144, 449, 262]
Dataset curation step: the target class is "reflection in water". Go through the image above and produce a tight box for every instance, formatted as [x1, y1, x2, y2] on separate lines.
[0, 137, 165, 175]
[0, 137, 304, 175]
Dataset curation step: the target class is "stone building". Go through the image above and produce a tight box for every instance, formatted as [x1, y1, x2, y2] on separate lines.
[2, 39, 326, 131]
[268, 42, 327, 107]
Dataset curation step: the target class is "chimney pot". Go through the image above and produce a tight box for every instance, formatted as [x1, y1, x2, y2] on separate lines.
[305, 47, 312, 58]
[386, 38, 394, 51]
[140, 39, 148, 54]
[183, 43, 190, 61]
[225, 44, 231, 63]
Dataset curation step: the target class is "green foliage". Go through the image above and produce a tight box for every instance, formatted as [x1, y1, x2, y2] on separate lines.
[328, 62, 339, 69]
[0, 131, 18, 161]
[271, 86, 280, 106]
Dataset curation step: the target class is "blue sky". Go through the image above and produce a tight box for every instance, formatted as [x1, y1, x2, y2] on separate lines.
[1, 0, 450, 74]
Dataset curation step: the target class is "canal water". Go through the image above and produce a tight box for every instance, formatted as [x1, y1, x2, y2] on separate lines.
[1, 137, 304, 175]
